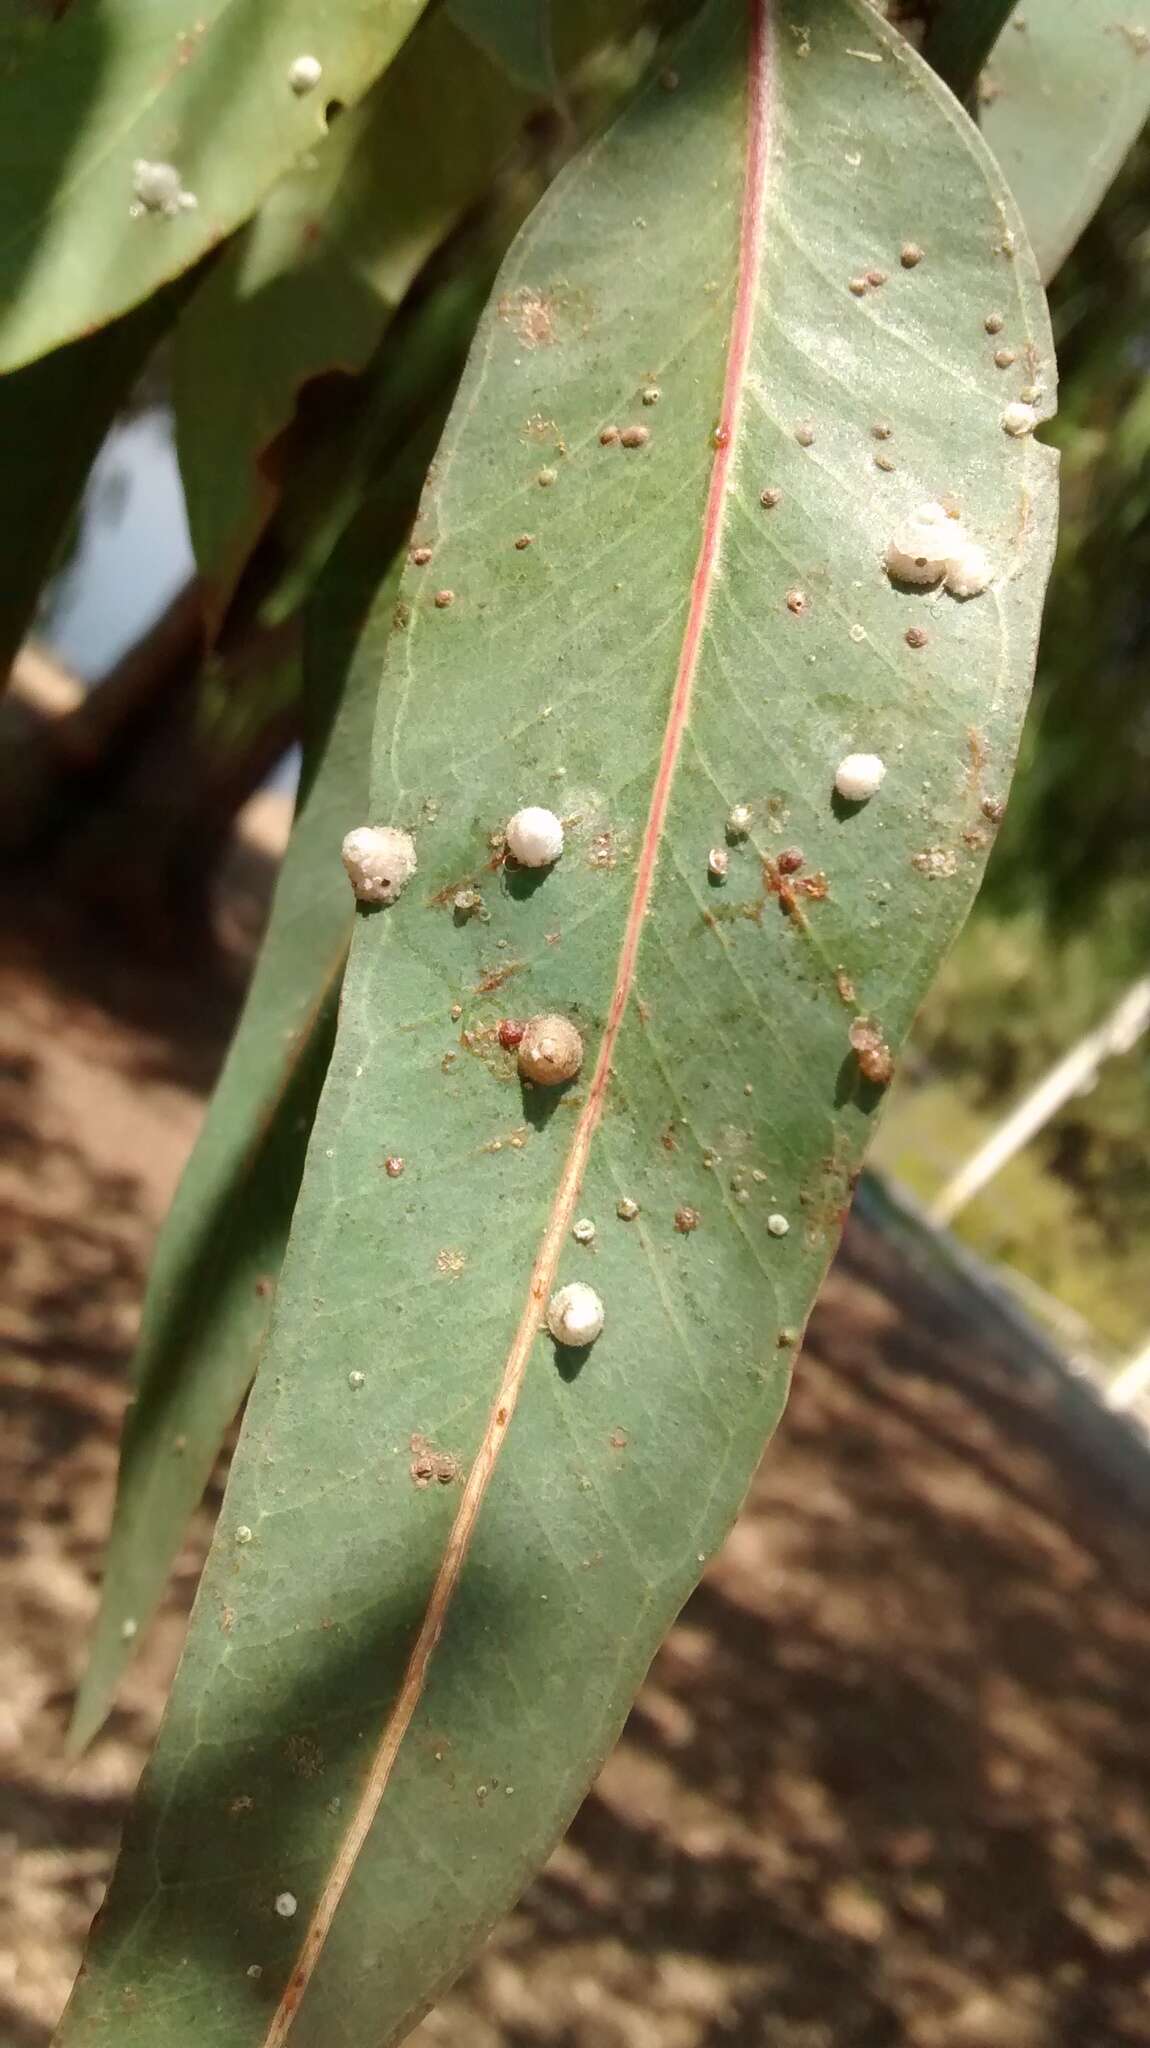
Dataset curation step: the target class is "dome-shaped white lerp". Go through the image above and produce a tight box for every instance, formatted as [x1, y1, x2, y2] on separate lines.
[835, 753, 886, 803]
[546, 1282, 605, 1347]
[505, 806, 564, 867]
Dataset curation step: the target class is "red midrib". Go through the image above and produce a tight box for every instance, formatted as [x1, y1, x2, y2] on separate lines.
[263, 6, 774, 2038]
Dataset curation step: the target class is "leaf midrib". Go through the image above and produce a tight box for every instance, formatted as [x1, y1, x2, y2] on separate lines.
[263, 5, 772, 2035]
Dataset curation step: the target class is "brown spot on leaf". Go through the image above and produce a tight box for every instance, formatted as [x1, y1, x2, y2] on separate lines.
[285, 1734, 324, 1779]
[674, 1206, 700, 1235]
[475, 960, 525, 995]
[410, 1433, 460, 1487]
[849, 1018, 894, 1088]
[498, 286, 560, 347]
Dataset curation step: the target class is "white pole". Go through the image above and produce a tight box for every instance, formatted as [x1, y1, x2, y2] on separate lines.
[929, 976, 1150, 1228]
[1106, 1338, 1150, 1412]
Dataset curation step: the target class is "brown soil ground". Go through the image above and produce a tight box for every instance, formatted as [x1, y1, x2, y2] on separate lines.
[4, 842, 1150, 2048]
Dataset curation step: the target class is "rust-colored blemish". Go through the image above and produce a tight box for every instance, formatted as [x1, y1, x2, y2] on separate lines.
[835, 966, 856, 1006]
[762, 853, 825, 926]
[848, 1018, 894, 1088]
[474, 961, 525, 995]
[967, 726, 988, 792]
[498, 286, 560, 347]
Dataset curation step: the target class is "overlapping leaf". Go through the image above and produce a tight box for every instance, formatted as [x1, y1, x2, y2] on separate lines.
[981, 0, 1150, 281]
[174, 0, 663, 628]
[0, 0, 430, 373]
[173, 7, 536, 621]
[68, 413, 454, 1748]
[57, 3, 1057, 2044]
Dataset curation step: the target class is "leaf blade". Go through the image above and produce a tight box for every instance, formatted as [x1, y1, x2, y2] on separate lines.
[0, 0, 430, 373]
[68, 377, 462, 1740]
[980, 0, 1150, 281]
[57, 4, 1058, 2043]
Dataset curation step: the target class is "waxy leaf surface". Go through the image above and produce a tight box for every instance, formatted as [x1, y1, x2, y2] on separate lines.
[58, 5, 1057, 2044]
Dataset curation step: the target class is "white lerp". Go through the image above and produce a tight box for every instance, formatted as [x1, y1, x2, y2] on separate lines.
[505, 806, 564, 867]
[546, 1282, 605, 1347]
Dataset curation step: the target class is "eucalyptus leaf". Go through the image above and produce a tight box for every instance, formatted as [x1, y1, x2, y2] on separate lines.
[0, 0, 430, 373]
[69, 416, 447, 1748]
[66, 677, 348, 1755]
[175, 0, 661, 628]
[174, 8, 535, 622]
[57, 2, 1057, 2043]
[981, 0, 1150, 281]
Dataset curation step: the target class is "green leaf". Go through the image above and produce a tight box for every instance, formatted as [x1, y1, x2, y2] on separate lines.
[174, 8, 535, 622]
[980, 2, 1150, 281]
[66, 674, 348, 1756]
[0, 0, 431, 374]
[69, 402, 455, 1750]
[174, 0, 661, 629]
[57, 2, 1057, 2042]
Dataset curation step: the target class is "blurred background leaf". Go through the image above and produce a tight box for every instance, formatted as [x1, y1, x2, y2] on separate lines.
[980, 0, 1150, 283]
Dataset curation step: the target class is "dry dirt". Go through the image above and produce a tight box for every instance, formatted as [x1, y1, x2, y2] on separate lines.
[4, 851, 1150, 2048]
